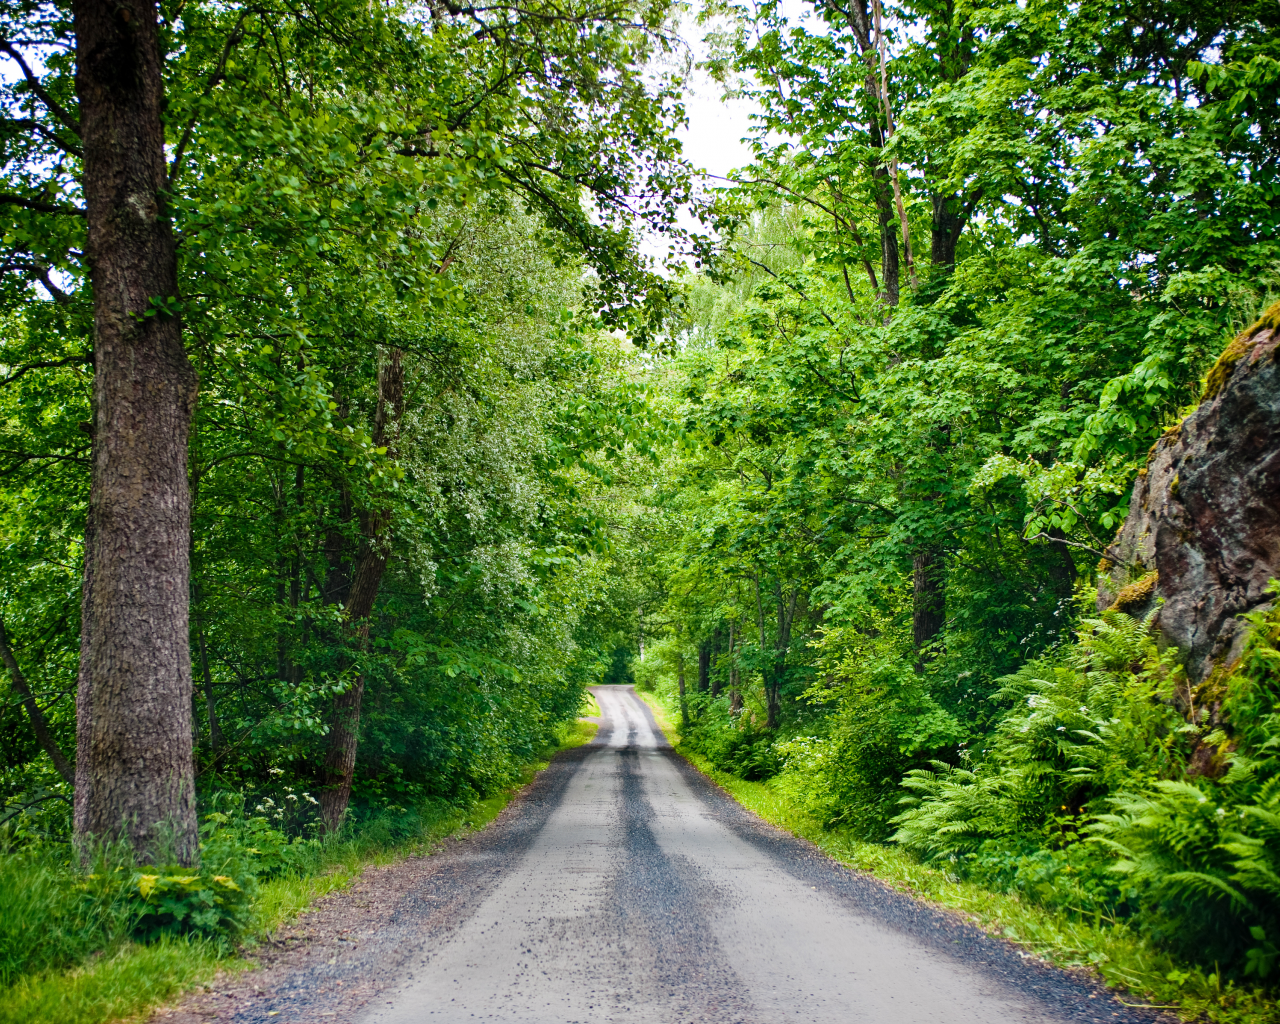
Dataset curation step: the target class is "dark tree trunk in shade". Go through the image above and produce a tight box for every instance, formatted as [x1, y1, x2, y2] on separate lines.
[697, 640, 711, 693]
[73, 0, 200, 863]
[710, 625, 723, 697]
[931, 194, 966, 268]
[0, 618, 74, 786]
[727, 621, 741, 714]
[912, 548, 945, 666]
[319, 350, 404, 834]
[1047, 527, 1077, 600]
[677, 653, 689, 729]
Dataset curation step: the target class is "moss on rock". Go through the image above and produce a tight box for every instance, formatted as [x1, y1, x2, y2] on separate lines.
[1110, 570, 1158, 613]
[1201, 299, 1280, 402]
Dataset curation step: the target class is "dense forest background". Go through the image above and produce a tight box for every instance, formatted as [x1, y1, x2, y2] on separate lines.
[2, 0, 1280, 1014]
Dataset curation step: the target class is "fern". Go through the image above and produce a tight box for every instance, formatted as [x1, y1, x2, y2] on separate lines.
[891, 595, 1280, 979]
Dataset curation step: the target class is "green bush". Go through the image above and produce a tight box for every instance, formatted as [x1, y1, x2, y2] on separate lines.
[891, 610, 1183, 864]
[1088, 595, 1280, 979]
[681, 711, 782, 781]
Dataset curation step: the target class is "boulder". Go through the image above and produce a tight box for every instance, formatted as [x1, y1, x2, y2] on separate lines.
[1098, 302, 1280, 682]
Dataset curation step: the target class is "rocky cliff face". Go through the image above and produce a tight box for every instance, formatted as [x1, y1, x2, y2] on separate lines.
[1098, 302, 1280, 683]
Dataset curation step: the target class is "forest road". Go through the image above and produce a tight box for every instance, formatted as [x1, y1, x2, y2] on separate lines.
[340, 685, 1162, 1024]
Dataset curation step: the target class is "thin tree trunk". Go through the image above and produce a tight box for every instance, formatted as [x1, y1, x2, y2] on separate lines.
[766, 588, 801, 729]
[825, 0, 900, 306]
[188, 465, 223, 757]
[872, 0, 916, 291]
[192, 583, 223, 754]
[697, 639, 711, 694]
[912, 548, 945, 667]
[710, 624, 723, 697]
[728, 621, 740, 714]
[0, 618, 74, 786]
[753, 575, 768, 723]
[676, 652, 689, 729]
[74, 0, 200, 864]
[319, 349, 404, 834]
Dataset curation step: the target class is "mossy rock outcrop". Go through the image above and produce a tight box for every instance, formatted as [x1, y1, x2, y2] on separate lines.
[1098, 301, 1280, 681]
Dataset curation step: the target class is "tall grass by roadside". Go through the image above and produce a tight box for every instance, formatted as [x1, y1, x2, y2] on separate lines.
[0, 842, 138, 989]
[0, 714, 598, 1024]
[635, 690, 1277, 1024]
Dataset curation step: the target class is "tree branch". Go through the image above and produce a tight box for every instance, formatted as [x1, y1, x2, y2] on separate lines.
[0, 354, 93, 387]
[0, 40, 80, 135]
[0, 193, 86, 217]
[0, 116, 83, 157]
[168, 12, 251, 190]
[0, 616, 74, 785]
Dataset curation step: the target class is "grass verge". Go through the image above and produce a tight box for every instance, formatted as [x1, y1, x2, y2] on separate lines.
[1, 717, 599, 1024]
[633, 689, 1275, 1024]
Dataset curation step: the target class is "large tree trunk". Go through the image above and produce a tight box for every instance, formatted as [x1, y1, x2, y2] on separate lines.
[73, 0, 200, 864]
[0, 618, 74, 786]
[319, 350, 404, 834]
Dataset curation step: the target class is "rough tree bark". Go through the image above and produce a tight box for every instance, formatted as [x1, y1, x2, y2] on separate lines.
[73, 0, 200, 863]
[0, 617, 74, 785]
[319, 350, 405, 834]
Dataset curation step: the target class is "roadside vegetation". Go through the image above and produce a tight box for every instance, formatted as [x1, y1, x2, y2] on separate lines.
[0, 716, 595, 1024]
[616, 1, 1280, 1020]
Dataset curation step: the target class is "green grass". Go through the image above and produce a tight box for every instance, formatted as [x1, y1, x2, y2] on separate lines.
[0, 719, 601, 1024]
[0, 937, 224, 1024]
[634, 690, 1276, 1024]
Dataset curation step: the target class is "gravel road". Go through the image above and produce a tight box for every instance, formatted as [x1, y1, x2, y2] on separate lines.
[173, 685, 1167, 1024]
[357, 686, 1160, 1024]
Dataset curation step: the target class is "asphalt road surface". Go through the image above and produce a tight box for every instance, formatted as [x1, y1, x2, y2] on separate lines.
[348, 685, 1159, 1024]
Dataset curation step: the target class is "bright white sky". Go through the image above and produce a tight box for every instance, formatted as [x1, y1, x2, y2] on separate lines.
[643, 5, 814, 267]
[675, 54, 758, 185]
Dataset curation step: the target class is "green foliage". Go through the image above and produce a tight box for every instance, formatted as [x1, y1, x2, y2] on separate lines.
[1087, 594, 1280, 976]
[682, 713, 782, 781]
[0, 937, 222, 1024]
[885, 597, 1280, 982]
